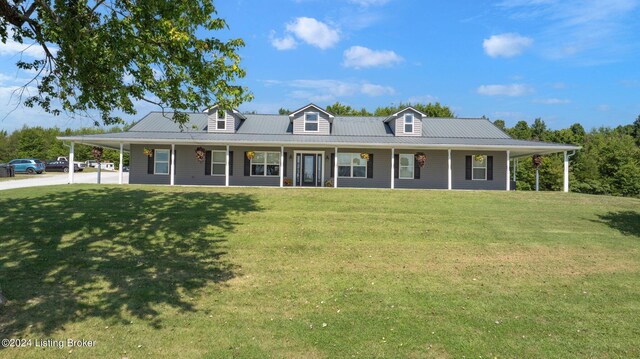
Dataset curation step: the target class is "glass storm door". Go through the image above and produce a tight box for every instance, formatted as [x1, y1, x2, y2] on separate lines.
[302, 154, 317, 186]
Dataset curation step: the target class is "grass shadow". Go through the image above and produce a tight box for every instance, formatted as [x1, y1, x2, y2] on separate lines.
[595, 210, 640, 237]
[0, 186, 260, 339]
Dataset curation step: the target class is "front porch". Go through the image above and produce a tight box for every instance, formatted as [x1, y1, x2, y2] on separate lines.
[65, 143, 575, 191]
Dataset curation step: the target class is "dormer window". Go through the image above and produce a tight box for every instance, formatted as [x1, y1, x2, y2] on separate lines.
[404, 114, 414, 133]
[216, 110, 226, 130]
[305, 112, 319, 132]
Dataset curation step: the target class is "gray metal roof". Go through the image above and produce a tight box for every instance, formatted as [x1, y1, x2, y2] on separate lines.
[128, 112, 208, 132]
[59, 111, 580, 154]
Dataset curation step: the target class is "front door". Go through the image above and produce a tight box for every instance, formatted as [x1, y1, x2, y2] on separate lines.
[301, 154, 317, 186]
[295, 153, 323, 187]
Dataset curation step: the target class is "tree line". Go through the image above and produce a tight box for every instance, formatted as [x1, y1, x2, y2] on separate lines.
[0, 125, 132, 167]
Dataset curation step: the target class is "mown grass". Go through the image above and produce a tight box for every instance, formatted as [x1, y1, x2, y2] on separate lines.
[0, 185, 638, 358]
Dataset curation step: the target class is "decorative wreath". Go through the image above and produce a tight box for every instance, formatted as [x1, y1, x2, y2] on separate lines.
[143, 147, 153, 157]
[360, 153, 370, 161]
[246, 151, 255, 160]
[474, 154, 485, 163]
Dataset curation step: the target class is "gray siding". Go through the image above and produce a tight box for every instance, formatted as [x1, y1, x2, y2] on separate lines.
[394, 108, 422, 137]
[332, 148, 391, 188]
[175, 145, 225, 186]
[452, 150, 507, 190]
[292, 111, 331, 135]
[129, 144, 171, 185]
[395, 149, 448, 189]
[207, 109, 236, 133]
[230, 146, 281, 186]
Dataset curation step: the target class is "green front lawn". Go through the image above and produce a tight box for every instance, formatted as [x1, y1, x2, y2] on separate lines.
[0, 186, 638, 358]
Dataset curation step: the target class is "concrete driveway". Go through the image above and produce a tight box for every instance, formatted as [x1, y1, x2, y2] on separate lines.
[0, 171, 129, 191]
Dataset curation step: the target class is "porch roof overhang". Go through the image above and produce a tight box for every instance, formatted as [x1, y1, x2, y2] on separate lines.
[57, 132, 580, 157]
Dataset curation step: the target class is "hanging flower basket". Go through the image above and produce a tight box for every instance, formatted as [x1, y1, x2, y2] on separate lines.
[195, 146, 206, 162]
[532, 154, 543, 168]
[415, 152, 427, 168]
[143, 147, 153, 157]
[246, 151, 255, 160]
[474, 154, 485, 163]
[92, 146, 104, 161]
[360, 153, 370, 161]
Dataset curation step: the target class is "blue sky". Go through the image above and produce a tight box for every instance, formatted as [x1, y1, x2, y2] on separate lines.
[1, 0, 639, 132]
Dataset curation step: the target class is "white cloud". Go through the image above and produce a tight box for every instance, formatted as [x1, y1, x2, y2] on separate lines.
[0, 29, 58, 58]
[533, 98, 570, 104]
[342, 46, 403, 69]
[268, 79, 395, 103]
[269, 31, 297, 50]
[360, 83, 395, 96]
[497, 0, 639, 61]
[285, 17, 340, 49]
[483, 33, 533, 58]
[348, 0, 391, 6]
[407, 95, 438, 104]
[477, 84, 533, 96]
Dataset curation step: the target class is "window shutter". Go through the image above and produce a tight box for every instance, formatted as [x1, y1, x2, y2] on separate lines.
[465, 156, 472, 180]
[394, 154, 399, 179]
[487, 156, 494, 180]
[331, 153, 335, 177]
[244, 152, 250, 176]
[229, 151, 234, 176]
[367, 153, 374, 178]
[204, 151, 212, 176]
[283, 152, 287, 177]
[414, 157, 420, 179]
[173, 150, 176, 174]
[147, 150, 154, 174]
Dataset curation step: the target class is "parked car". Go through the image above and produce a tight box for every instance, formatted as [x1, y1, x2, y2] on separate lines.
[8, 159, 45, 174]
[85, 160, 98, 168]
[100, 162, 115, 171]
[56, 156, 86, 169]
[45, 160, 82, 173]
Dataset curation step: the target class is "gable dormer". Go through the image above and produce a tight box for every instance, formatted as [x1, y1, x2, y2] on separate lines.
[384, 107, 425, 136]
[206, 104, 246, 133]
[289, 104, 334, 135]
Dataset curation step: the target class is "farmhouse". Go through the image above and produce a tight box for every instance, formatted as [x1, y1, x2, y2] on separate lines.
[58, 104, 580, 190]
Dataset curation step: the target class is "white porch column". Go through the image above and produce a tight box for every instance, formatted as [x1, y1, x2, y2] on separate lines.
[506, 150, 511, 191]
[563, 151, 569, 193]
[118, 142, 124, 185]
[280, 146, 284, 188]
[225, 145, 230, 187]
[68, 142, 75, 184]
[390, 148, 395, 189]
[447, 149, 452, 190]
[513, 158, 517, 181]
[334, 147, 338, 188]
[170, 144, 175, 186]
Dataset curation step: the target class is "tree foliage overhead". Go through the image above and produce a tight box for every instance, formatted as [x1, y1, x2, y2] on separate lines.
[0, 0, 251, 125]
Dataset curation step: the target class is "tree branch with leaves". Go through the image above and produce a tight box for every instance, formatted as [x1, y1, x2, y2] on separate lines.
[0, 0, 252, 126]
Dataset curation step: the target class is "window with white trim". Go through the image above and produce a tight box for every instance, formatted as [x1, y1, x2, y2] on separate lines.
[404, 113, 414, 133]
[304, 112, 319, 132]
[154, 149, 170, 175]
[399, 154, 414, 179]
[251, 151, 280, 176]
[472, 155, 487, 180]
[337, 153, 366, 178]
[211, 150, 226, 176]
[216, 110, 226, 130]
